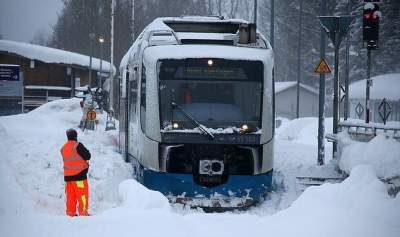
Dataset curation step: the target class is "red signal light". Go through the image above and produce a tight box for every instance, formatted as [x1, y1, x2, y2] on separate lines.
[364, 13, 371, 19]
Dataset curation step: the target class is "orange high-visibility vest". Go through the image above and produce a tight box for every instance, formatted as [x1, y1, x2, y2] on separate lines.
[60, 141, 89, 177]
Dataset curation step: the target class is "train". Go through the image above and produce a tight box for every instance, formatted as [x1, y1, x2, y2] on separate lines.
[118, 16, 275, 209]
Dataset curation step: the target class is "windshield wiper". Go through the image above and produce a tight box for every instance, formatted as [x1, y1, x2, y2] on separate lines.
[171, 101, 214, 140]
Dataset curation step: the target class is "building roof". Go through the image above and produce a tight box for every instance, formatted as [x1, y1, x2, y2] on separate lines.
[275, 81, 318, 95]
[349, 73, 400, 101]
[0, 40, 114, 73]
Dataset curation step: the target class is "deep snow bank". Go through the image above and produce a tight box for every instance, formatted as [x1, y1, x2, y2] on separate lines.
[0, 98, 131, 215]
[1, 165, 398, 237]
[340, 133, 400, 178]
[277, 117, 333, 146]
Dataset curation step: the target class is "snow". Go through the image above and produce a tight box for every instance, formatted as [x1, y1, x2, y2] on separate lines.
[25, 85, 71, 91]
[339, 133, 400, 179]
[349, 73, 400, 101]
[364, 3, 375, 10]
[277, 117, 333, 146]
[0, 40, 114, 73]
[275, 81, 318, 95]
[143, 44, 271, 64]
[0, 98, 132, 216]
[1, 99, 399, 237]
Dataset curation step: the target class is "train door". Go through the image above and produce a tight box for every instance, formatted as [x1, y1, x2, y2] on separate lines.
[128, 65, 139, 158]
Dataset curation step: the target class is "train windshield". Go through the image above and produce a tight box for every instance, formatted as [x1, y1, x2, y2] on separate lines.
[158, 59, 263, 131]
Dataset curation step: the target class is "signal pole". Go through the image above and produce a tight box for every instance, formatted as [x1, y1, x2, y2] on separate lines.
[296, 0, 303, 119]
[317, 0, 327, 165]
[253, 0, 257, 25]
[363, 1, 380, 123]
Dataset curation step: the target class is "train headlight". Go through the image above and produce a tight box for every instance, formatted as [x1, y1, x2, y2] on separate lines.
[207, 59, 213, 66]
[172, 122, 179, 129]
[241, 124, 249, 131]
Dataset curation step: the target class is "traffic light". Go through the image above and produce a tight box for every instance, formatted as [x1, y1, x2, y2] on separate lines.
[363, 1, 381, 49]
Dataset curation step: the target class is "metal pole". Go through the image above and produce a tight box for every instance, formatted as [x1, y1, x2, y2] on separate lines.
[21, 72, 24, 113]
[270, 0, 274, 48]
[132, 0, 135, 42]
[99, 43, 103, 89]
[296, 0, 303, 118]
[317, 0, 327, 166]
[89, 41, 93, 87]
[332, 25, 340, 159]
[344, 0, 351, 120]
[365, 49, 371, 123]
[253, 0, 257, 25]
[110, 0, 115, 113]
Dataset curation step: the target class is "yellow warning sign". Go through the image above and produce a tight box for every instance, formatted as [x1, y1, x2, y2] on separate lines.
[314, 58, 332, 74]
[86, 110, 97, 121]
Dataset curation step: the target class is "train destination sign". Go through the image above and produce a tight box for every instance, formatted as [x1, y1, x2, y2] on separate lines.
[0, 64, 22, 97]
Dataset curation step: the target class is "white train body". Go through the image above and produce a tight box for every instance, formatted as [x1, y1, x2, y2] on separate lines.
[119, 17, 274, 208]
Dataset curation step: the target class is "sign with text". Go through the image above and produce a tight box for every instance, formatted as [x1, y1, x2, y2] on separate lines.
[0, 65, 23, 97]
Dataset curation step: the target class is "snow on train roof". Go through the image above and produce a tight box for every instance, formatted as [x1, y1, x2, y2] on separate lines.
[0, 40, 114, 72]
[349, 73, 400, 101]
[146, 16, 249, 31]
[120, 17, 270, 70]
[143, 44, 271, 64]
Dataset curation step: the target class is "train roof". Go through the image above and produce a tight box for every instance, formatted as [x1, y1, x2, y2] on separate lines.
[120, 16, 272, 70]
[143, 44, 272, 64]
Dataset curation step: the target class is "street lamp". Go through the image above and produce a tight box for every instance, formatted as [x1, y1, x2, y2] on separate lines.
[98, 36, 105, 89]
[88, 32, 96, 88]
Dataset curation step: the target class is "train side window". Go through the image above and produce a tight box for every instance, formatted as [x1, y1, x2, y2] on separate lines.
[140, 66, 146, 133]
[129, 66, 138, 118]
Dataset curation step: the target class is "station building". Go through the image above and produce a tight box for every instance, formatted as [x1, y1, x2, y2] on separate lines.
[275, 81, 320, 119]
[0, 40, 113, 115]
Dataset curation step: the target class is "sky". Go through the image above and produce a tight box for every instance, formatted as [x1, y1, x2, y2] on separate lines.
[0, 0, 63, 43]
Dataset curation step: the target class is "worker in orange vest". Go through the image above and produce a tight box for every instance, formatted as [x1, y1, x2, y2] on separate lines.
[60, 128, 91, 216]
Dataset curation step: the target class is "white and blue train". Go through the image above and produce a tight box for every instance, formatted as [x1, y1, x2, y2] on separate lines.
[119, 16, 275, 208]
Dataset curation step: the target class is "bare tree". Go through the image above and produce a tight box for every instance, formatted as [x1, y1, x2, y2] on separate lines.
[30, 29, 50, 46]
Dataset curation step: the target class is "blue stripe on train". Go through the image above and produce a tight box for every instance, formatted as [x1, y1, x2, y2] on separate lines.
[142, 169, 273, 200]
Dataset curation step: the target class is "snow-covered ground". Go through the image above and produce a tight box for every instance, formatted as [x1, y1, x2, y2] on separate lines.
[0, 99, 399, 237]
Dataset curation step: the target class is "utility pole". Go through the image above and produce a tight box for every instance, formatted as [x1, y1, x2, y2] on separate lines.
[132, 0, 135, 42]
[366, 49, 372, 122]
[253, 0, 257, 25]
[344, 0, 351, 120]
[98, 36, 104, 89]
[109, 0, 115, 113]
[296, 0, 303, 119]
[317, 0, 327, 165]
[270, 0, 274, 48]
[89, 32, 96, 88]
[332, 20, 340, 158]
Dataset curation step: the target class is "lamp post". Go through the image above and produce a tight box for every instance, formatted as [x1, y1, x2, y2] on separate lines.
[88, 32, 96, 88]
[98, 36, 104, 89]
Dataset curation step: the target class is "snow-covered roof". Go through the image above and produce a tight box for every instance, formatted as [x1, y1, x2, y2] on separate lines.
[275, 81, 318, 95]
[143, 44, 270, 63]
[0, 40, 114, 73]
[25, 85, 71, 91]
[349, 73, 400, 101]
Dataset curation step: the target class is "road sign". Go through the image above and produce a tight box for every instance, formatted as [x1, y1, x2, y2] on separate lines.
[86, 110, 97, 121]
[319, 16, 354, 46]
[355, 102, 364, 119]
[378, 98, 391, 125]
[318, 15, 354, 159]
[0, 64, 22, 97]
[314, 58, 332, 74]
